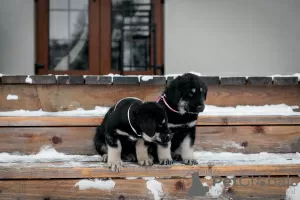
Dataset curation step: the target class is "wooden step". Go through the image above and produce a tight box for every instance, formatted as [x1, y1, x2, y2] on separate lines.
[1, 84, 300, 111]
[1, 162, 299, 179]
[0, 176, 299, 200]
[1, 115, 300, 126]
[0, 125, 300, 155]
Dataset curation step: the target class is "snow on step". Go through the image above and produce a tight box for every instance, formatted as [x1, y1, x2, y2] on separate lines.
[0, 146, 299, 166]
[0, 104, 299, 116]
[6, 94, 18, 100]
[75, 179, 115, 190]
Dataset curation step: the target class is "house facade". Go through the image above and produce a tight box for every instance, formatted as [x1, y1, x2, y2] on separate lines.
[0, 0, 300, 76]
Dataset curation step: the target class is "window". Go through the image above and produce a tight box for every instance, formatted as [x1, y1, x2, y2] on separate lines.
[35, 0, 164, 75]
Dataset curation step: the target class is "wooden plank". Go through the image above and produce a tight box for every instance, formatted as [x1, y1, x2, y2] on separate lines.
[0, 126, 299, 155]
[0, 162, 299, 179]
[1, 85, 300, 111]
[1, 115, 300, 127]
[0, 177, 298, 200]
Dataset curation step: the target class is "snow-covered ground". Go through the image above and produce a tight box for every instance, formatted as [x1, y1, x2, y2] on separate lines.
[0, 104, 299, 116]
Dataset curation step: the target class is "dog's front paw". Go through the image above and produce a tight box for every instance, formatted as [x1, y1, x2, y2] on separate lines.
[183, 159, 198, 165]
[107, 160, 123, 172]
[101, 154, 108, 162]
[138, 156, 154, 166]
[159, 158, 173, 165]
[138, 159, 153, 166]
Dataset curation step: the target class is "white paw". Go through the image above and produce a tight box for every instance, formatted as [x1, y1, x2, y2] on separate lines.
[138, 156, 154, 166]
[107, 160, 122, 172]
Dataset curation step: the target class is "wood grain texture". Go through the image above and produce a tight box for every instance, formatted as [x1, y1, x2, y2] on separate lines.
[0, 162, 299, 179]
[0, 177, 299, 200]
[0, 126, 299, 155]
[1, 85, 300, 111]
[1, 116, 300, 127]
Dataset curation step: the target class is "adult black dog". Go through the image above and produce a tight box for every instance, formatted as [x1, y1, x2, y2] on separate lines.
[94, 97, 172, 172]
[150, 73, 208, 165]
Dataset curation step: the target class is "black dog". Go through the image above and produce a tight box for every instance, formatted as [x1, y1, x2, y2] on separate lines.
[94, 97, 172, 172]
[151, 73, 208, 165]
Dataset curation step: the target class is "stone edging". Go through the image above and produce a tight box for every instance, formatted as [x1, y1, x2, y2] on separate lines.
[0, 75, 299, 85]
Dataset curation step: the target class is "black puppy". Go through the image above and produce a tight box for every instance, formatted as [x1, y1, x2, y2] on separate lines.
[152, 73, 208, 165]
[94, 97, 172, 172]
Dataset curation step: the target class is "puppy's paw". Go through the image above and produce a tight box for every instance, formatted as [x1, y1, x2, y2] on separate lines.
[101, 154, 108, 162]
[183, 159, 198, 165]
[107, 160, 123, 172]
[138, 159, 153, 166]
[159, 158, 173, 165]
[122, 154, 137, 162]
[138, 156, 154, 166]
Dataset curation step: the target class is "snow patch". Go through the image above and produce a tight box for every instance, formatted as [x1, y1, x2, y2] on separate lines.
[194, 151, 300, 165]
[146, 179, 164, 200]
[141, 75, 153, 81]
[286, 182, 300, 200]
[126, 177, 138, 180]
[75, 179, 115, 190]
[6, 94, 18, 100]
[0, 104, 299, 116]
[25, 75, 32, 84]
[270, 73, 300, 81]
[202, 177, 234, 198]
[106, 73, 121, 82]
[0, 106, 109, 117]
[0, 145, 101, 163]
[222, 141, 245, 150]
[202, 104, 300, 116]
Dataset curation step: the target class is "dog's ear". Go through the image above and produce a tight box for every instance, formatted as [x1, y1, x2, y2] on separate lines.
[140, 117, 156, 137]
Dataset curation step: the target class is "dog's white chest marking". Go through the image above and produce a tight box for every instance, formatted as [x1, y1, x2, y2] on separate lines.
[116, 129, 137, 141]
[168, 120, 197, 128]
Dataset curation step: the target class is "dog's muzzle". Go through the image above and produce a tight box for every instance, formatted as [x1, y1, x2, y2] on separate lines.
[196, 104, 205, 112]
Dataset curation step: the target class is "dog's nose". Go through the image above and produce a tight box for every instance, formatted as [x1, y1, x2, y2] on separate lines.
[161, 134, 170, 143]
[196, 105, 205, 112]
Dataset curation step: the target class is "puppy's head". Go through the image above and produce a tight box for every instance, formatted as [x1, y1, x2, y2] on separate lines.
[134, 102, 172, 144]
[165, 73, 208, 114]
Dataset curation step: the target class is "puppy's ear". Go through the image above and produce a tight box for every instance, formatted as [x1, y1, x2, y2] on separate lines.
[140, 117, 156, 137]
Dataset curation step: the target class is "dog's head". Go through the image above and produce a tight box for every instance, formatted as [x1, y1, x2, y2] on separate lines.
[134, 102, 172, 144]
[164, 73, 208, 114]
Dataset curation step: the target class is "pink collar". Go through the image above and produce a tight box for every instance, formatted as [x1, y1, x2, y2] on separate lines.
[156, 94, 180, 114]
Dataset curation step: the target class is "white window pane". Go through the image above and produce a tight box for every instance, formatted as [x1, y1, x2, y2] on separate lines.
[70, 0, 89, 9]
[49, 11, 68, 40]
[50, 0, 68, 9]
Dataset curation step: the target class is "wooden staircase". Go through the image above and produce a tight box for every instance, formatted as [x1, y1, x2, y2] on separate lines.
[0, 75, 300, 199]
